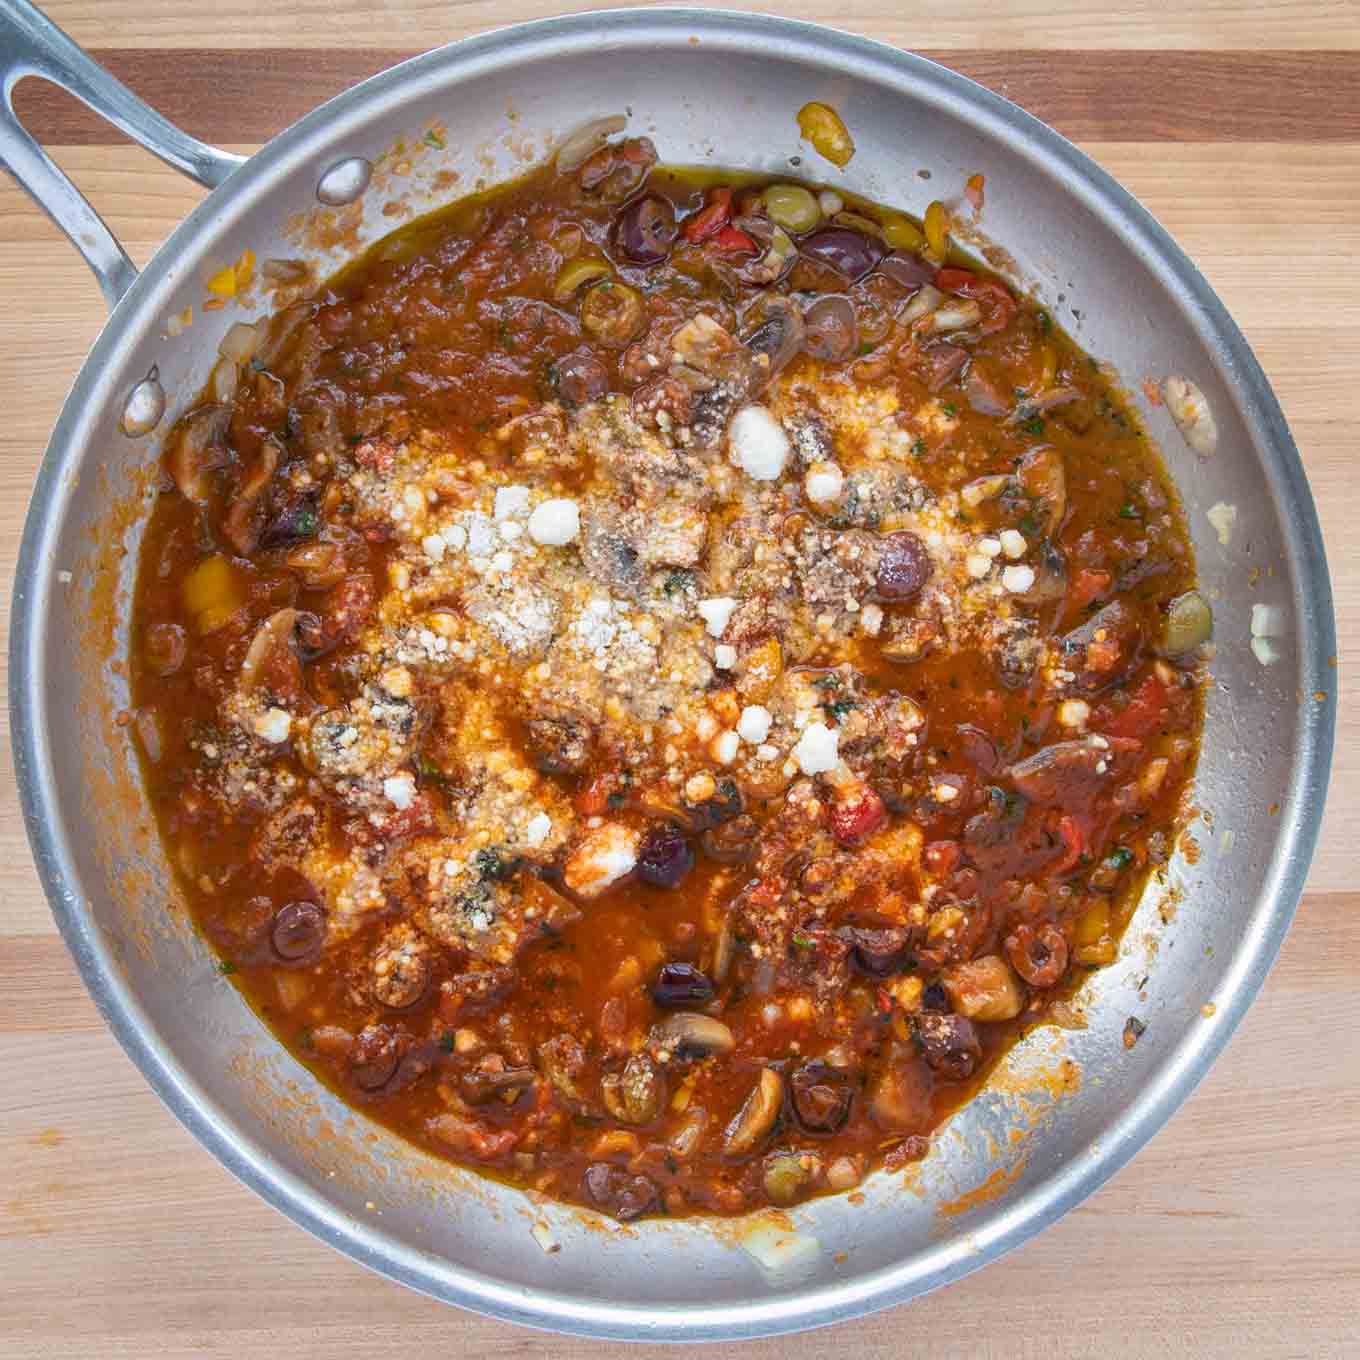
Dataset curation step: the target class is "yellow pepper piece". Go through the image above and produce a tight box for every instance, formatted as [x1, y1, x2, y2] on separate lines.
[1073, 901, 1110, 947]
[1039, 344, 1058, 390]
[234, 248, 255, 291]
[206, 264, 237, 298]
[183, 555, 242, 631]
[923, 199, 950, 261]
[882, 214, 926, 251]
[797, 101, 855, 169]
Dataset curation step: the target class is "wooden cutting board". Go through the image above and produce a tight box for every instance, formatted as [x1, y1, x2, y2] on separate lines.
[1, 3, 1356, 1356]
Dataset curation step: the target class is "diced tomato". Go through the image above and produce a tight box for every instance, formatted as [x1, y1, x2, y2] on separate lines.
[830, 785, 887, 846]
[1052, 812, 1087, 875]
[1068, 567, 1111, 612]
[1103, 675, 1170, 741]
[680, 187, 733, 243]
[934, 267, 1017, 334]
[923, 839, 961, 877]
[575, 770, 623, 816]
[710, 224, 757, 253]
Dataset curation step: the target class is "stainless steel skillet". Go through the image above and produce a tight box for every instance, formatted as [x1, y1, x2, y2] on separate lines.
[3, 0, 1336, 1340]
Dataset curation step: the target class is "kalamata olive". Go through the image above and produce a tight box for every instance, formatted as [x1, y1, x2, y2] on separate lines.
[583, 1162, 658, 1221]
[921, 981, 949, 1011]
[878, 250, 938, 293]
[653, 962, 715, 1009]
[914, 1011, 982, 1080]
[687, 779, 744, 832]
[613, 193, 677, 265]
[552, 349, 610, 407]
[803, 294, 858, 363]
[271, 900, 326, 963]
[637, 822, 695, 888]
[798, 227, 885, 282]
[840, 925, 914, 977]
[875, 530, 934, 600]
[790, 1060, 853, 1133]
[260, 493, 321, 548]
[349, 1023, 401, 1092]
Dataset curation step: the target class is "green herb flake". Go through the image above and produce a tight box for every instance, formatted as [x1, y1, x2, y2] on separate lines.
[1119, 502, 1142, 520]
[942, 402, 958, 417]
[1022, 415, 1046, 436]
[825, 698, 856, 721]
[217, 960, 238, 976]
[423, 128, 447, 150]
[792, 931, 816, 953]
[911, 438, 927, 456]
[1036, 310, 1052, 335]
[1106, 846, 1134, 870]
[439, 1031, 456, 1053]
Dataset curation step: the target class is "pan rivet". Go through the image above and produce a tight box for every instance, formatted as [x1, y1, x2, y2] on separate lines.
[121, 366, 166, 438]
[317, 157, 373, 207]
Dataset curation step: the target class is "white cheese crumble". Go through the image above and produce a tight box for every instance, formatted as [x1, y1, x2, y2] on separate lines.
[563, 823, 640, 898]
[977, 536, 1003, 559]
[804, 460, 845, 507]
[965, 553, 992, 580]
[860, 603, 884, 637]
[712, 729, 740, 765]
[525, 812, 552, 848]
[697, 596, 738, 638]
[421, 533, 446, 562]
[253, 707, 292, 744]
[738, 705, 772, 744]
[443, 523, 468, 551]
[466, 513, 496, 556]
[1058, 699, 1090, 730]
[494, 485, 531, 521]
[1251, 603, 1285, 638]
[729, 405, 791, 481]
[792, 721, 839, 775]
[528, 498, 581, 545]
[383, 773, 416, 810]
[714, 643, 737, 670]
[999, 528, 1027, 559]
[1207, 501, 1237, 547]
[1002, 564, 1036, 593]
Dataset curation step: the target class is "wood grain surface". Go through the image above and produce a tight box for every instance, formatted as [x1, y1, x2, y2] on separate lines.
[1, 3, 1356, 1357]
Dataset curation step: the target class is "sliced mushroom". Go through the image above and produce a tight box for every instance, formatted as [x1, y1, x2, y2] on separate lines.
[537, 1033, 592, 1111]
[460, 1063, 537, 1105]
[601, 1051, 665, 1125]
[238, 607, 302, 700]
[1008, 738, 1113, 804]
[724, 1067, 783, 1157]
[648, 1011, 735, 1059]
[222, 436, 282, 555]
[166, 405, 231, 504]
[741, 293, 805, 381]
[1016, 445, 1067, 538]
[667, 1107, 710, 1161]
[711, 907, 737, 985]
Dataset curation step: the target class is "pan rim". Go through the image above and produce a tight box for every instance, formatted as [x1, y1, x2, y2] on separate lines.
[8, 8, 1337, 1340]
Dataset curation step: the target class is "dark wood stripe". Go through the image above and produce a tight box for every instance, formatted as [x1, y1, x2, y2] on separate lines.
[13, 49, 1360, 147]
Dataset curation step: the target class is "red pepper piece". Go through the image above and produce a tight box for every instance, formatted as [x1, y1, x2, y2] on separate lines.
[1103, 675, 1170, 741]
[680, 187, 733, 243]
[710, 224, 757, 253]
[934, 266, 1017, 334]
[830, 785, 887, 847]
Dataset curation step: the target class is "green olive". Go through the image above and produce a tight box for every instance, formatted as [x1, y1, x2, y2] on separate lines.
[552, 257, 613, 303]
[1164, 589, 1213, 655]
[763, 1151, 821, 1205]
[579, 280, 646, 348]
[763, 183, 821, 234]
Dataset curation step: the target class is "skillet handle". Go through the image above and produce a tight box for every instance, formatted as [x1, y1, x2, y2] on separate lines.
[0, 0, 246, 308]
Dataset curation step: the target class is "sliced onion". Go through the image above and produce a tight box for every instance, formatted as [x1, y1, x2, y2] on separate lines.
[134, 708, 163, 763]
[901, 283, 943, 326]
[261, 257, 311, 284]
[209, 354, 240, 405]
[218, 321, 259, 365]
[554, 115, 627, 172]
[254, 301, 312, 369]
[965, 365, 1008, 416]
[926, 299, 983, 334]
